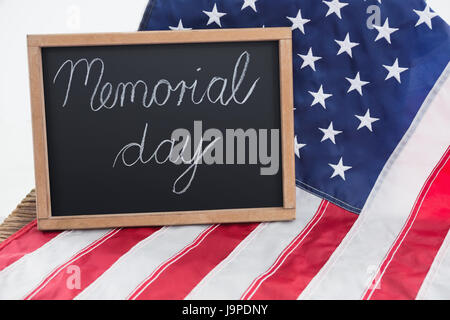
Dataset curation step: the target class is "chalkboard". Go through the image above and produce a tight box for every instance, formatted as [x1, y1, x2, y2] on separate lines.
[27, 28, 295, 230]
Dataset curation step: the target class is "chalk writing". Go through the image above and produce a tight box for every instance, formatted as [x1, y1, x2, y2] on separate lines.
[112, 122, 279, 194]
[53, 51, 259, 111]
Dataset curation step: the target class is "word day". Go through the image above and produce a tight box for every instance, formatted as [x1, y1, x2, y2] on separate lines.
[113, 121, 280, 195]
[52, 51, 259, 110]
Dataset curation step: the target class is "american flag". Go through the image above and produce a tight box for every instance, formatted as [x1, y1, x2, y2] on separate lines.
[0, 0, 449, 299]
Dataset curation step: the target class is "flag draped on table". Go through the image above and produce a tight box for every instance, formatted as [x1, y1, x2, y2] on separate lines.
[0, 0, 449, 300]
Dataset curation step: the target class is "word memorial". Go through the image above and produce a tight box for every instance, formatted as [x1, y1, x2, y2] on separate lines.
[27, 28, 295, 230]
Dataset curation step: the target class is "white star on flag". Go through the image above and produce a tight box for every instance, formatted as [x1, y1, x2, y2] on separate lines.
[414, 4, 438, 29]
[383, 58, 409, 83]
[294, 136, 306, 158]
[319, 122, 342, 144]
[346, 72, 370, 96]
[203, 4, 227, 27]
[287, 9, 310, 34]
[169, 19, 192, 30]
[298, 48, 322, 71]
[323, 0, 348, 19]
[241, 0, 257, 12]
[355, 109, 379, 132]
[329, 157, 352, 180]
[373, 18, 399, 44]
[309, 85, 333, 109]
[335, 33, 359, 58]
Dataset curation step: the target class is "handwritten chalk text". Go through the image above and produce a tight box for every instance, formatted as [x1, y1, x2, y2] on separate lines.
[53, 51, 259, 111]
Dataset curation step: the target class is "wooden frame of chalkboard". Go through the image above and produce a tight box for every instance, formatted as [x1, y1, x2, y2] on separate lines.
[27, 28, 295, 230]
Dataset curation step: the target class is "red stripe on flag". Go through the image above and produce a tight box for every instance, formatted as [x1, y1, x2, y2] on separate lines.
[0, 220, 60, 272]
[241, 201, 357, 300]
[25, 227, 159, 300]
[364, 146, 450, 300]
[128, 223, 259, 300]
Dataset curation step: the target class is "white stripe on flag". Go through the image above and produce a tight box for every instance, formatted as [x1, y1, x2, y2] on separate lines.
[299, 64, 450, 300]
[185, 188, 321, 300]
[416, 230, 450, 300]
[75, 225, 207, 300]
[0, 229, 110, 299]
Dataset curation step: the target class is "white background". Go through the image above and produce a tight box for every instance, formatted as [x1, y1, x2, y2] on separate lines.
[0, 0, 448, 222]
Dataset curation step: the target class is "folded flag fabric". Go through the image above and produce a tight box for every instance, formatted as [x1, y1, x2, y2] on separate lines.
[0, 0, 449, 300]
[140, 0, 450, 213]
